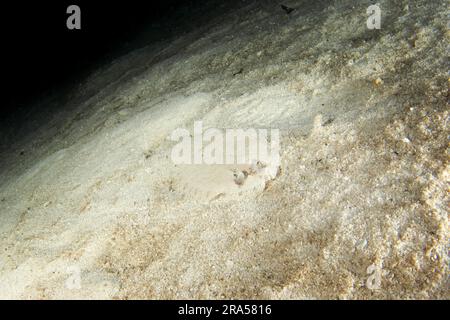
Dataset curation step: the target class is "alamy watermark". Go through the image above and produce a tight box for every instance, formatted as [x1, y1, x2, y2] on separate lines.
[367, 4, 381, 30]
[169, 121, 280, 166]
[66, 5, 81, 30]
[366, 263, 382, 290]
[66, 4, 381, 31]
[65, 265, 81, 290]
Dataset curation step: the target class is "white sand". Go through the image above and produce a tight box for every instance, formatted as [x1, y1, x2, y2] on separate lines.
[0, 0, 448, 299]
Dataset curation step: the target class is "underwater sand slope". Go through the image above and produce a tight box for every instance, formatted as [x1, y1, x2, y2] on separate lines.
[0, 0, 448, 299]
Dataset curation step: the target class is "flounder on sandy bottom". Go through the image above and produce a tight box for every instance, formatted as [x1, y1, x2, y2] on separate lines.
[170, 158, 280, 202]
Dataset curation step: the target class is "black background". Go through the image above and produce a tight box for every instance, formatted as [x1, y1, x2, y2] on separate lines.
[0, 300, 443, 317]
[1, 0, 201, 117]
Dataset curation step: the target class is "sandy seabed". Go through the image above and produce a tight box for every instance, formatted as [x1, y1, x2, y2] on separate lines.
[0, 0, 448, 299]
